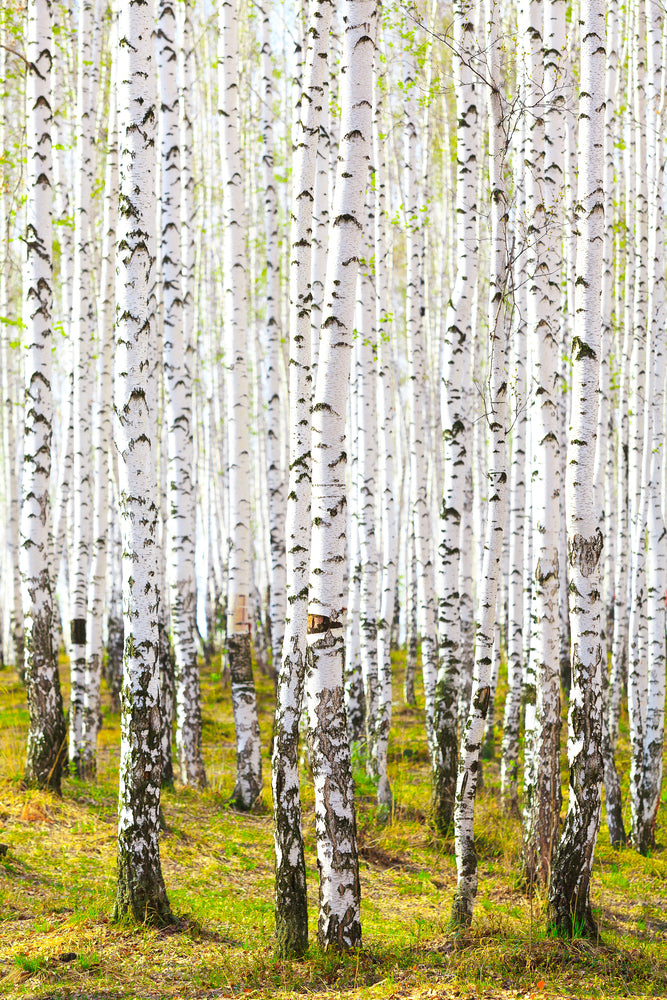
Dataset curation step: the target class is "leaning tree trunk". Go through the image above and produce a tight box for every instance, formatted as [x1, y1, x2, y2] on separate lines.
[21, 0, 67, 793]
[112, 0, 174, 927]
[306, 0, 377, 950]
[547, 0, 605, 939]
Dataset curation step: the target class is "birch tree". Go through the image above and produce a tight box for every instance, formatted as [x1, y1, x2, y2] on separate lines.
[69, 0, 98, 775]
[219, 0, 262, 811]
[629, 0, 665, 855]
[260, 1, 287, 678]
[112, 0, 173, 926]
[21, 0, 67, 793]
[433, 0, 480, 834]
[272, 0, 334, 959]
[547, 0, 605, 937]
[522, 0, 564, 889]
[306, 0, 377, 950]
[160, 0, 206, 788]
[451, 0, 510, 928]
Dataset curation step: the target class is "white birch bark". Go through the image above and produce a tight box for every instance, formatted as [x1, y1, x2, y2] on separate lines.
[160, 0, 206, 789]
[272, 0, 334, 959]
[306, 0, 377, 950]
[219, 0, 262, 810]
[630, 0, 665, 854]
[81, 68, 118, 777]
[260, 1, 287, 677]
[404, 63, 438, 759]
[598, 0, 626, 849]
[373, 74, 395, 810]
[21, 0, 67, 792]
[433, 0, 480, 834]
[356, 204, 380, 765]
[112, 0, 173, 926]
[547, 0, 605, 937]
[452, 0, 509, 927]
[626, 1, 649, 835]
[501, 288, 526, 815]
[522, 0, 564, 888]
[69, 0, 98, 774]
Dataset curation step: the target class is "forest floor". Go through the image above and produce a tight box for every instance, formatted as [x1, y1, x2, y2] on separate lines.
[0, 649, 666, 1000]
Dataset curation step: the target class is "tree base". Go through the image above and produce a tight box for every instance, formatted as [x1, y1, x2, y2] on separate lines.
[112, 883, 176, 928]
[275, 900, 308, 959]
[546, 900, 599, 941]
[317, 913, 362, 951]
[111, 896, 178, 927]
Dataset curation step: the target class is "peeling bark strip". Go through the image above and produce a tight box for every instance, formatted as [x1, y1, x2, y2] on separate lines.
[547, 0, 605, 940]
[306, 0, 377, 951]
[21, 0, 67, 793]
[112, 0, 173, 927]
[218, 0, 263, 811]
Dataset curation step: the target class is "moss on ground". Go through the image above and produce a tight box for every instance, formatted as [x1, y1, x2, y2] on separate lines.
[0, 650, 665, 998]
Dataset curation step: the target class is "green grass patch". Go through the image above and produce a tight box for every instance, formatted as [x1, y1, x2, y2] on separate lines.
[0, 648, 665, 998]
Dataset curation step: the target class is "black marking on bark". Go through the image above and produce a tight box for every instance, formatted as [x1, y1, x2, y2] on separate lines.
[569, 530, 603, 578]
[70, 618, 86, 645]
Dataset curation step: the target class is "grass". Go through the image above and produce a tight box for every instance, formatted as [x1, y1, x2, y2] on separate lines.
[0, 650, 666, 999]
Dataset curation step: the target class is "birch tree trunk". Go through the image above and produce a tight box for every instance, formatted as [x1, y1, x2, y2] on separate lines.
[306, 0, 377, 950]
[69, 0, 98, 775]
[522, 0, 564, 889]
[160, 0, 206, 788]
[599, 0, 626, 849]
[356, 208, 380, 766]
[22, 0, 67, 793]
[405, 64, 438, 761]
[374, 74, 396, 810]
[630, 0, 665, 855]
[81, 73, 117, 778]
[547, 0, 605, 938]
[433, 0, 480, 834]
[219, 0, 262, 811]
[112, 0, 173, 926]
[260, 0, 287, 678]
[451, 0, 509, 928]
[272, 0, 334, 959]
